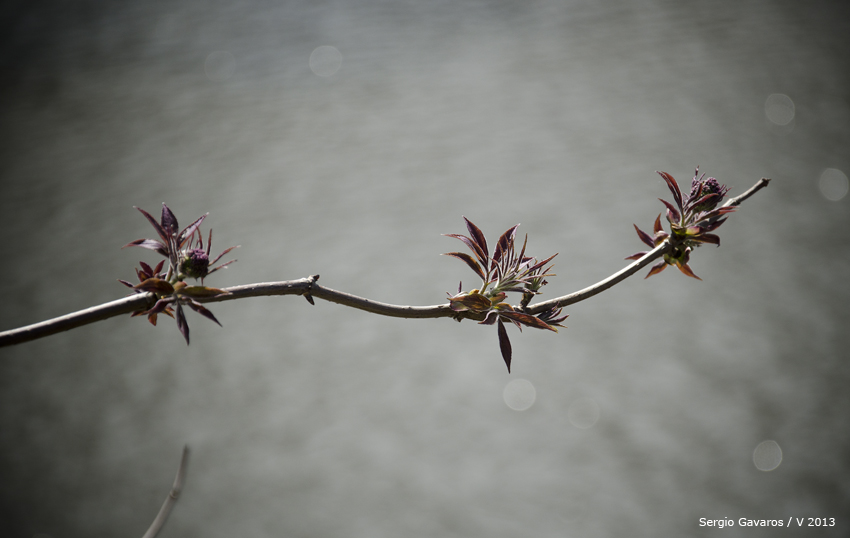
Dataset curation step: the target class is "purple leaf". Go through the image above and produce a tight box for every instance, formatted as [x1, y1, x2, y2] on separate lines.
[134, 206, 168, 242]
[693, 233, 720, 246]
[178, 213, 208, 247]
[443, 233, 487, 266]
[645, 261, 667, 278]
[677, 263, 702, 280]
[210, 246, 239, 265]
[657, 171, 683, 210]
[457, 293, 494, 311]
[658, 198, 681, 223]
[187, 300, 222, 326]
[442, 252, 485, 280]
[206, 259, 237, 275]
[493, 224, 519, 263]
[175, 302, 190, 344]
[653, 214, 664, 234]
[139, 261, 153, 277]
[161, 203, 179, 237]
[497, 319, 512, 373]
[499, 310, 558, 332]
[463, 216, 489, 260]
[633, 225, 655, 248]
[122, 238, 168, 257]
[526, 252, 557, 274]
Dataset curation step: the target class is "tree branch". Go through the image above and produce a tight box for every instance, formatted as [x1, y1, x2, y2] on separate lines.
[0, 178, 770, 348]
[142, 445, 190, 538]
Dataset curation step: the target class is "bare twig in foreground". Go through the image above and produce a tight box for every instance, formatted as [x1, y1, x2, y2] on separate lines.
[142, 445, 190, 538]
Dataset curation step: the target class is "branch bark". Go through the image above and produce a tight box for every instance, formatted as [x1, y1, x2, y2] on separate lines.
[142, 445, 190, 538]
[0, 178, 770, 348]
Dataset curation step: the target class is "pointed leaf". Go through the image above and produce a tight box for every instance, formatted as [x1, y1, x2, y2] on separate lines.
[210, 246, 239, 265]
[178, 213, 208, 247]
[442, 252, 485, 280]
[133, 278, 175, 294]
[206, 259, 238, 275]
[443, 234, 486, 266]
[458, 293, 494, 311]
[653, 214, 664, 235]
[517, 234, 528, 263]
[625, 251, 648, 261]
[497, 319, 512, 373]
[493, 224, 519, 263]
[499, 310, 558, 332]
[122, 238, 168, 257]
[657, 171, 682, 209]
[187, 300, 222, 326]
[175, 302, 190, 344]
[645, 261, 667, 278]
[139, 261, 153, 277]
[677, 262, 702, 280]
[658, 198, 681, 223]
[135, 206, 168, 242]
[692, 233, 720, 246]
[118, 279, 136, 288]
[161, 203, 179, 237]
[633, 224, 655, 248]
[526, 252, 557, 275]
[463, 216, 489, 260]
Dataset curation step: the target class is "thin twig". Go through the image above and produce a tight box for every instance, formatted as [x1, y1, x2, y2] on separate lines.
[724, 177, 771, 207]
[0, 178, 769, 348]
[523, 241, 672, 315]
[142, 445, 190, 538]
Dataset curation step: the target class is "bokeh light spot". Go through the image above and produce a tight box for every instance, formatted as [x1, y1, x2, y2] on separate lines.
[310, 46, 342, 77]
[764, 94, 795, 125]
[568, 397, 600, 429]
[205, 51, 235, 82]
[818, 168, 849, 201]
[503, 379, 536, 411]
[753, 440, 782, 471]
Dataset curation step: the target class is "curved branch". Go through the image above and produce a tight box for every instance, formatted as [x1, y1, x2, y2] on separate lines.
[523, 241, 672, 315]
[0, 178, 770, 348]
[142, 445, 190, 538]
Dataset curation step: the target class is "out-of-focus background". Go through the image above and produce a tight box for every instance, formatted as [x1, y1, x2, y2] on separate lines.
[1, 0, 848, 536]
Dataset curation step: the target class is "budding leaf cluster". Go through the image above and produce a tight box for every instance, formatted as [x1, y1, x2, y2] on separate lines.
[120, 203, 238, 344]
[443, 217, 567, 372]
[628, 168, 736, 280]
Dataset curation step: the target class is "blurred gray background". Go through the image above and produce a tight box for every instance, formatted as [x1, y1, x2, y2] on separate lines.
[1, 0, 848, 536]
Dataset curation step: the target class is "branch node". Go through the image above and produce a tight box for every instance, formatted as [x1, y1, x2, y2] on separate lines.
[303, 274, 320, 305]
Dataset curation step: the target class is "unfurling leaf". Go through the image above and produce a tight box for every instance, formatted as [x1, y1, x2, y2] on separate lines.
[442, 252, 485, 280]
[133, 278, 175, 294]
[497, 319, 512, 373]
[175, 302, 190, 344]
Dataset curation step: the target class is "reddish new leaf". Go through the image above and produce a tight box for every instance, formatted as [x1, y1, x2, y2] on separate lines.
[134, 206, 168, 242]
[133, 278, 175, 294]
[175, 302, 190, 344]
[442, 252, 485, 280]
[463, 216, 489, 260]
[497, 319, 512, 373]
